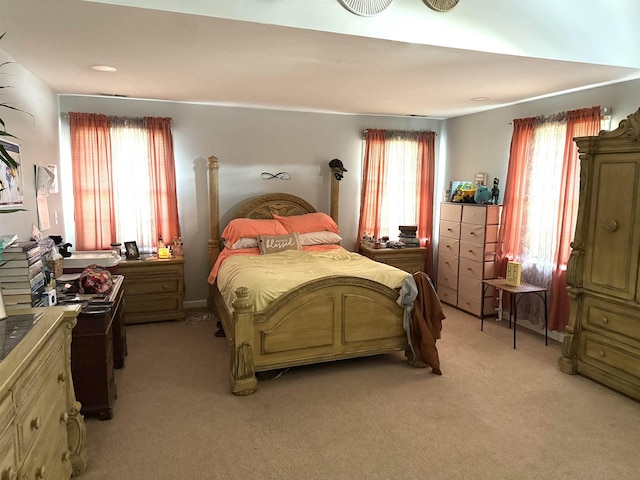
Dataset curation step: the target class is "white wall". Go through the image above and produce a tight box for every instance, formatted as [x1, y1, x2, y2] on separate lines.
[445, 77, 640, 200]
[0, 50, 63, 242]
[58, 95, 443, 305]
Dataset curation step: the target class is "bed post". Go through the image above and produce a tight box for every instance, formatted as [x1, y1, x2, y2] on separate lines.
[230, 287, 258, 396]
[330, 172, 340, 225]
[208, 155, 221, 309]
[328, 159, 346, 225]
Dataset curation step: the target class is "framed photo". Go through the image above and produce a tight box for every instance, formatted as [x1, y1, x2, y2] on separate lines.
[124, 241, 140, 260]
[0, 139, 25, 209]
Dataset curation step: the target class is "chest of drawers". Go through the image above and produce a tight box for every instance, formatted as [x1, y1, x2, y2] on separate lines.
[359, 245, 427, 274]
[0, 306, 87, 478]
[116, 256, 185, 324]
[437, 203, 501, 317]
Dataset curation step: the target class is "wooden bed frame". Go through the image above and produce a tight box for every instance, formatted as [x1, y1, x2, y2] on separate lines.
[207, 156, 422, 395]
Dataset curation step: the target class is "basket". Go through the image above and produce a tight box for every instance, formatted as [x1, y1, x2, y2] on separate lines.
[45, 258, 64, 278]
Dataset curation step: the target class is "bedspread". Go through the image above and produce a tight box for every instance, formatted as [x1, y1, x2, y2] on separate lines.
[212, 247, 410, 312]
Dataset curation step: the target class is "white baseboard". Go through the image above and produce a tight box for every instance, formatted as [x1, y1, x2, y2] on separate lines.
[495, 312, 564, 343]
[183, 299, 208, 309]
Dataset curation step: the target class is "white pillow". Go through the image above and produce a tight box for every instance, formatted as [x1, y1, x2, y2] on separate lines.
[223, 237, 259, 250]
[299, 231, 342, 246]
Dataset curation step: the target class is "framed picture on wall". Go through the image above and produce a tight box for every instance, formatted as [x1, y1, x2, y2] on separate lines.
[0, 139, 25, 210]
[124, 241, 140, 260]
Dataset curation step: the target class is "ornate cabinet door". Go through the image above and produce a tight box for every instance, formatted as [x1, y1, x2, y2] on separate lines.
[583, 154, 640, 301]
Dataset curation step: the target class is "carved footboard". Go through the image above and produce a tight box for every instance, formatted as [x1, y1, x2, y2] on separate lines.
[213, 276, 416, 395]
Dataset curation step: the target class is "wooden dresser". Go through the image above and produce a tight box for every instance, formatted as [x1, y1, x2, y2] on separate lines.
[0, 306, 87, 478]
[559, 108, 640, 400]
[71, 275, 125, 420]
[359, 245, 427, 273]
[116, 255, 185, 324]
[437, 203, 501, 317]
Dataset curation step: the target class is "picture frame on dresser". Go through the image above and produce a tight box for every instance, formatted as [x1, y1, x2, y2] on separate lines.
[124, 241, 139, 259]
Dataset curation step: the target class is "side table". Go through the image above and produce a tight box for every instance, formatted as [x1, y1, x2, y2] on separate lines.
[481, 278, 548, 349]
[359, 245, 426, 274]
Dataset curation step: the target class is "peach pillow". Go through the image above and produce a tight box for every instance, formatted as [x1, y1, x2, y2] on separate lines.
[273, 212, 339, 235]
[221, 218, 288, 246]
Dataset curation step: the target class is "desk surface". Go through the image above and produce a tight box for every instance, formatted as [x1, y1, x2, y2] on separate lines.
[482, 278, 547, 294]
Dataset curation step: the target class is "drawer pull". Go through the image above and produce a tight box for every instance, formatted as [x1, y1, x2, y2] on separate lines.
[62, 450, 71, 463]
[162, 284, 169, 290]
[468, 249, 474, 253]
[598, 351, 606, 358]
[602, 316, 609, 324]
[447, 228, 453, 232]
[469, 231, 475, 235]
[1, 467, 16, 480]
[58, 371, 66, 383]
[31, 416, 42, 430]
[35, 466, 46, 479]
[61, 412, 69, 423]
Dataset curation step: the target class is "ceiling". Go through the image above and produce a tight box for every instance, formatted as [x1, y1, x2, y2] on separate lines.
[1, 0, 639, 119]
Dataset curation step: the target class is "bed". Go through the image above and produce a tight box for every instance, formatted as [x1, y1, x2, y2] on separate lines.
[206, 156, 442, 395]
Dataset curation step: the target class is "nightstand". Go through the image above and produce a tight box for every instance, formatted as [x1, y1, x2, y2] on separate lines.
[116, 255, 185, 324]
[359, 245, 427, 273]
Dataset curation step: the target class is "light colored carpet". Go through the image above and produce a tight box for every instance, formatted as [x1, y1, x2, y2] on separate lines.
[78, 306, 640, 480]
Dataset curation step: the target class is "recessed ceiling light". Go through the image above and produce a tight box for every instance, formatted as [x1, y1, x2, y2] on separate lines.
[90, 65, 117, 72]
[470, 96, 491, 102]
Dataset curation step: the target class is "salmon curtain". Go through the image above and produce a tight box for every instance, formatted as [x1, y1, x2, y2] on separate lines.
[146, 117, 181, 244]
[549, 106, 601, 330]
[69, 113, 116, 250]
[498, 107, 601, 331]
[357, 129, 386, 248]
[357, 129, 436, 277]
[417, 131, 436, 277]
[69, 113, 181, 252]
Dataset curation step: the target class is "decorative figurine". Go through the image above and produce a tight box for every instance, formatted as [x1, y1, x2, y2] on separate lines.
[490, 178, 500, 204]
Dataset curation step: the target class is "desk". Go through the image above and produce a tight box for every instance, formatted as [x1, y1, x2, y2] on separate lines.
[481, 278, 548, 349]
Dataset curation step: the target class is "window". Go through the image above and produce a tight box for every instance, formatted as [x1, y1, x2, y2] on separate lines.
[498, 106, 601, 330]
[357, 129, 435, 275]
[67, 113, 181, 253]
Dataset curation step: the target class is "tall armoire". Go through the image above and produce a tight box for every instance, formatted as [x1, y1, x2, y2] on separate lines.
[559, 108, 640, 401]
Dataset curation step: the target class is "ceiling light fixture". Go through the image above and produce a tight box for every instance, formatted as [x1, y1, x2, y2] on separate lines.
[423, 0, 460, 12]
[90, 65, 117, 72]
[470, 96, 491, 102]
[338, 0, 394, 16]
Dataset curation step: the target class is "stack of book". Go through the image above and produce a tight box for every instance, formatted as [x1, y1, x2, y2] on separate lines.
[0, 240, 45, 307]
[398, 225, 420, 248]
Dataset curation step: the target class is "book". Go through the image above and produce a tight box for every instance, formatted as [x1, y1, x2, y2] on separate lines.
[506, 261, 522, 286]
[0, 272, 45, 290]
[0, 246, 42, 261]
[0, 234, 18, 249]
[1, 241, 38, 253]
[0, 255, 42, 268]
[1, 285, 45, 305]
[0, 259, 43, 280]
[1, 276, 46, 295]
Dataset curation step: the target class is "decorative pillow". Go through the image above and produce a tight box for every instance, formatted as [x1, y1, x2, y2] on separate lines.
[257, 232, 302, 255]
[221, 218, 288, 246]
[299, 231, 342, 246]
[273, 212, 339, 234]
[223, 237, 260, 250]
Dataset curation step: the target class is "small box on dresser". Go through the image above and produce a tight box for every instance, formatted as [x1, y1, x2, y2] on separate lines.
[116, 255, 185, 324]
